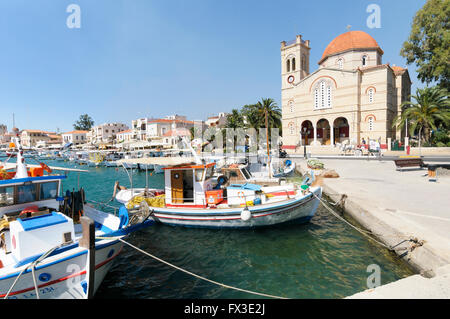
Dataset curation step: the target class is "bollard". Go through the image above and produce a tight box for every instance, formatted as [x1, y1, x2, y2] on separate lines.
[79, 216, 95, 299]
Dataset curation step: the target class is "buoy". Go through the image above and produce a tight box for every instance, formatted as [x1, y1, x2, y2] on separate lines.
[240, 207, 251, 221]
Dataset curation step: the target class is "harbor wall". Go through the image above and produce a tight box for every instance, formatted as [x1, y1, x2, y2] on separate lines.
[294, 159, 450, 277]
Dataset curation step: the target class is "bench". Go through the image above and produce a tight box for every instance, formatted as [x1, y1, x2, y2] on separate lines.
[394, 158, 425, 171]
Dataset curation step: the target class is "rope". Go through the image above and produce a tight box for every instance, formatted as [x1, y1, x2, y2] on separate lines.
[4, 244, 61, 299]
[97, 236, 288, 299]
[310, 192, 416, 251]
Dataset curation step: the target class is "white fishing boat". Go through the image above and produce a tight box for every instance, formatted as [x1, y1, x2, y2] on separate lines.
[115, 157, 321, 229]
[0, 139, 151, 299]
[104, 161, 119, 167]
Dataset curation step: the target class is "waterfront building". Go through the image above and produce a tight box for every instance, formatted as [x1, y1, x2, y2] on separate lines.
[87, 123, 129, 144]
[162, 127, 192, 147]
[20, 130, 53, 148]
[280, 31, 411, 150]
[205, 112, 228, 128]
[61, 130, 88, 146]
[147, 117, 195, 138]
[0, 127, 19, 148]
[131, 118, 152, 141]
[116, 129, 133, 142]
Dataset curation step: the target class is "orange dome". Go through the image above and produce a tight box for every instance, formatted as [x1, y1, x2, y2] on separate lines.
[319, 31, 383, 64]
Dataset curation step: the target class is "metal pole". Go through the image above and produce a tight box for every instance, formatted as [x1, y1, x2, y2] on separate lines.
[79, 216, 95, 299]
[145, 165, 148, 190]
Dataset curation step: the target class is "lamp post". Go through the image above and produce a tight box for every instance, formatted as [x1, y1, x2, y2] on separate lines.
[302, 127, 308, 159]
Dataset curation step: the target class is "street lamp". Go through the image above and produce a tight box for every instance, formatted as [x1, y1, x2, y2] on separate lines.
[302, 127, 309, 159]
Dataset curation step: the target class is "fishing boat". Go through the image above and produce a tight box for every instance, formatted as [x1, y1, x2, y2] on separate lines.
[219, 163, 280, 186]
[0, 138, 150, 299]
[115, 157, 322, 229]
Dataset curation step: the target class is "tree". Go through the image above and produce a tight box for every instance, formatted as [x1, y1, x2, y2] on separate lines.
[73, 114, 94, 131]
[240, 99, 282, 130]
[393, 86, 450, 145]
[225, 109, 245, 129]
[255, 98, 282, 130]
[400, 0, 450, 90]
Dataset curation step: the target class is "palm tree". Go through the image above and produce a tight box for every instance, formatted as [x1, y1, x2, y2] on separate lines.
[225, 109, 244, 129]
[241, 99, 282, 130]
[393, 86, 449, 145]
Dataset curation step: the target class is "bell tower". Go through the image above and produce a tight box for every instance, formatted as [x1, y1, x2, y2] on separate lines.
[281, 35, 310, 90]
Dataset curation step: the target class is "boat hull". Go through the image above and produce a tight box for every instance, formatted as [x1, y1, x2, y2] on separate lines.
[0, 239, 123, 299]
[147, 187, 322, 229]
[115, 188, 164, 204]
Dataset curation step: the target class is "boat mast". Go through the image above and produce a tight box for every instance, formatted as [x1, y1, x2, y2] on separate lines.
[182, 136, 202, 165]
[265, 109, 272, 178]
[14, 136, 28, 179]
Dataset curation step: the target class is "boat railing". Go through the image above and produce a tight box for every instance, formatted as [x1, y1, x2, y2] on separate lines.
[86, 199, 119, 216]
[168, 188, 296, 205]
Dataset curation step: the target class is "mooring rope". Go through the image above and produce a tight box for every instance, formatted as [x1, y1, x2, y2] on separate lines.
[4, 244, 61, 299]
[310, 192, 418, 251]
[97, 236, 288, 299]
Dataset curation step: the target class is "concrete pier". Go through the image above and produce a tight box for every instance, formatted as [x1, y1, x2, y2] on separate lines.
[293, 157, 450, 298]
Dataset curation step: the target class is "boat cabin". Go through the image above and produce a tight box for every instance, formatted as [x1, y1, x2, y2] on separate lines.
[220, 165, 280, 186]
[0, 175, 63, 214]
[163, 162, 219, 208]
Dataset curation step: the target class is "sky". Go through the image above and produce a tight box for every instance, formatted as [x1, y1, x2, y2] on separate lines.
[0, 0, 427, 133]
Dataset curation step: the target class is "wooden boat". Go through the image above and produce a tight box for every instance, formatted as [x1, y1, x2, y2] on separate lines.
[0, 138, 150, 299]
[115, 157, 321, 229]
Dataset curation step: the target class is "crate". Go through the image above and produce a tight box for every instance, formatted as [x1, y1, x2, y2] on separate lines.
[205, 189, 224, 205]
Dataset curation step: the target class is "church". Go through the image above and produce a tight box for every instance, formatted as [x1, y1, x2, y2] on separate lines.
[280, 30, 411, 150]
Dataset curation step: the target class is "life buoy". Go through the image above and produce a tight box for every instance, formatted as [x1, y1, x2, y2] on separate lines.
[19, 205, 39, 217]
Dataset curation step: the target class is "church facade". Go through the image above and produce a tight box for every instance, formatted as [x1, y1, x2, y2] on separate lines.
[280, 31, 411, 149]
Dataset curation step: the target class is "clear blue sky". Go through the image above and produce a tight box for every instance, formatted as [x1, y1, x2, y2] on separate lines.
[0, 0, 427, 133]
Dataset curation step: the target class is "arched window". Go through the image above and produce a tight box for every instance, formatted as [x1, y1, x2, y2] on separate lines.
[368, 116, 374, 131]
[368, 88, 374, 103]
[327, 86, 332, 107]
[288, 122, 295, 135]
[288, 100, 294, 113]
[314, 80, 333, 109]
[314, 88, 319, 108]
[362, 55, 367, 66]
[286, 59, 291, 72]
[337, 58, 343, 69]
[292, 58, 296, 71]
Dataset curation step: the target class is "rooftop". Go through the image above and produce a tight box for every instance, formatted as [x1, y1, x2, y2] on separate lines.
[319, 31, 384, 64]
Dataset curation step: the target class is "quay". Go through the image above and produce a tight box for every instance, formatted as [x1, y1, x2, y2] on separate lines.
[292, 153, 450, 298]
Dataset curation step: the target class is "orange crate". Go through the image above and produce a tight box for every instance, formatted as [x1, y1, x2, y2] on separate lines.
[30, 167, 44, 177]
[205, 189, 224, 205]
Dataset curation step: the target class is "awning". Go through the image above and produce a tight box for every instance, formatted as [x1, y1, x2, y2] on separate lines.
[116, 157, 199, 166]
[1, 163, 89, 173]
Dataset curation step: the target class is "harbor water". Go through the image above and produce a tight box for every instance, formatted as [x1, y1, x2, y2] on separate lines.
[50, 160, 414, 298]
